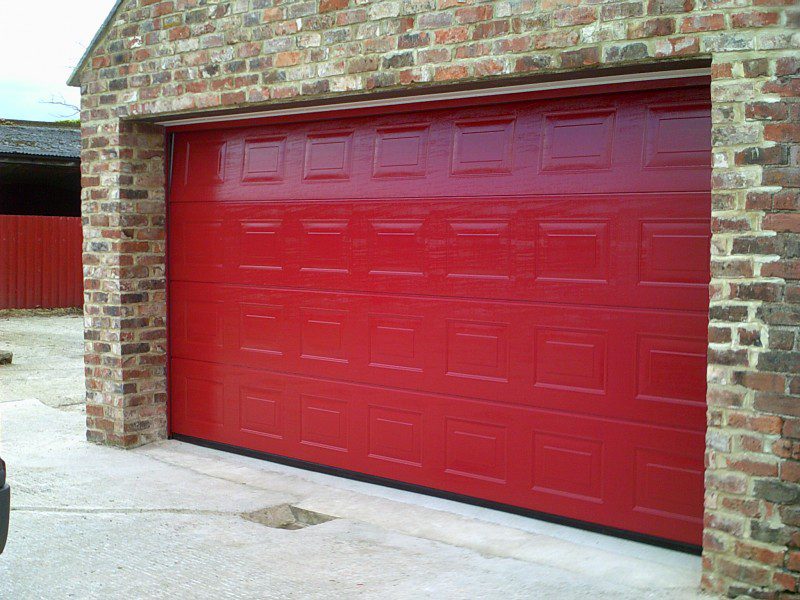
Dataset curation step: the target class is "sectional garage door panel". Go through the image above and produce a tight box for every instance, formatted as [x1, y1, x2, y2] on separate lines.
[170, 281, 708, 431]
[168, 85, 711, 545]
[169, 193, 711, 312]
[169, 88, 711, 202]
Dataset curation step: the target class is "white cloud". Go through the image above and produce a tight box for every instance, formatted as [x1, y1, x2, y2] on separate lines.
[0, 0, 117, 121]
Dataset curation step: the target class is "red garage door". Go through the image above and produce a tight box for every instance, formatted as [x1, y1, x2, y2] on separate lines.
[168, 83, 711, 546]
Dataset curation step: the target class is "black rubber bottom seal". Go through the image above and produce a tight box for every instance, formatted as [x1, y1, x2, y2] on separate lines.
[172, 433, 703, 556]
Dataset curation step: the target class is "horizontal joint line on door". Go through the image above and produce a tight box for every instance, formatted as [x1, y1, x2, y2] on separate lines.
[169, 356, 706, 435]
[168, 281, 710, 315]
[172, 190, 714, 203]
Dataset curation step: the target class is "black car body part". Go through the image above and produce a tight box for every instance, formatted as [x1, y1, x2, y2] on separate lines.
[0, 457, 9, 554]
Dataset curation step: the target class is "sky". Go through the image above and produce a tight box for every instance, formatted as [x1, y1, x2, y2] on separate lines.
[0, 1, 117, 121]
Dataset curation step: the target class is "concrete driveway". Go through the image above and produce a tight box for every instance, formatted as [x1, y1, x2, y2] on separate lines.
[0, 314, 708, 599]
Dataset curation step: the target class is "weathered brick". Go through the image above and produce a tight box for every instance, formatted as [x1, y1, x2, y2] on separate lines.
[648, 0, 693, 15]
[398, 32, 430, 49]
[743, 58, 770, 78]
[776, 56, 800, 77]
[754, 479, 800, 504]
[559, 48, 600, 69]
[751, 521, 794, 546]
[758, 304, 800, 327]
[602, 2, 643, 20]
[735, 145, 788, 167]
[627, 17, 675, 38]
[746, 102, 790, 122]
[654, 35, 699, 56]
[514, 54, 551, 72]
[604, 42, 650, 61]
[382, 51, 414, 69]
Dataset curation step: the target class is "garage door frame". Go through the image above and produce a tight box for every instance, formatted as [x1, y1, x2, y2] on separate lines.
[163, 71, 712, 554]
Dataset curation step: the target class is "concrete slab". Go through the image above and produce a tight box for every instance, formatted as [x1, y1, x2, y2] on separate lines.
[0, 313, 84, 407]
[0, 314, 711, 599]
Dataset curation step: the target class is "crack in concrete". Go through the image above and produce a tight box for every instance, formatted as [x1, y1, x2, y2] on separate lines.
[11, 506, 242, 516]
[139, 449, 304, 503]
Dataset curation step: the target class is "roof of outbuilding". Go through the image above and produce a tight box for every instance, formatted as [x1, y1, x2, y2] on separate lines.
[0, 120, 81, 159]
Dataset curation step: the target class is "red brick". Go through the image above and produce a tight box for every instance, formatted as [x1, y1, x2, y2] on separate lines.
[680, 13, 725, 32]
[559, 47, 600, 68]
[168, 26, 190, 41]
[533, 30, 579, 49]
[789, 551, 800, 572]
[711, 62, 733, 79]
[455, 6, 492, 24]
[433, 65, 468, 81]
[472, 20, 510, 40]
[493, 37, 532, 53]
[735, 540, 786, 566]
[773, 571, 799, 593]
[765, 123, 800, 143]
[434, 27, 468, 44]
[729, 458, 779, 477]
[736, 372, 786, 393]
[776, 56, 800, 77]
[553, 6, 596, 26]
[320, 0, 349, 12]
[782, 461, 800, 483]
[153, 2, 174, 17]
[718, 557, 772, 587]
[628, 17, 675, 38]
[756, 395, 800, 419]
[731, 11, 780, 28]
[472, 58, 506, 76]
[727, 412, 783, 435]
[764, 214, 800, 234]
[762, 260, 800, 280]
[275, 52, 302, 67]
[709, 326, 732, 343]
[722, 497, 763, 519]
[787, 420, 800, 440]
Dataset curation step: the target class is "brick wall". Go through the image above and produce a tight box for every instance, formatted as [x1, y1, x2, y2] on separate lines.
[72, 1, 798, 596]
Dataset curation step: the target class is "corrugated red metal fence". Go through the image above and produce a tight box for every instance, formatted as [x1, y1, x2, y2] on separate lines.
[0, 215, 83, 309]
